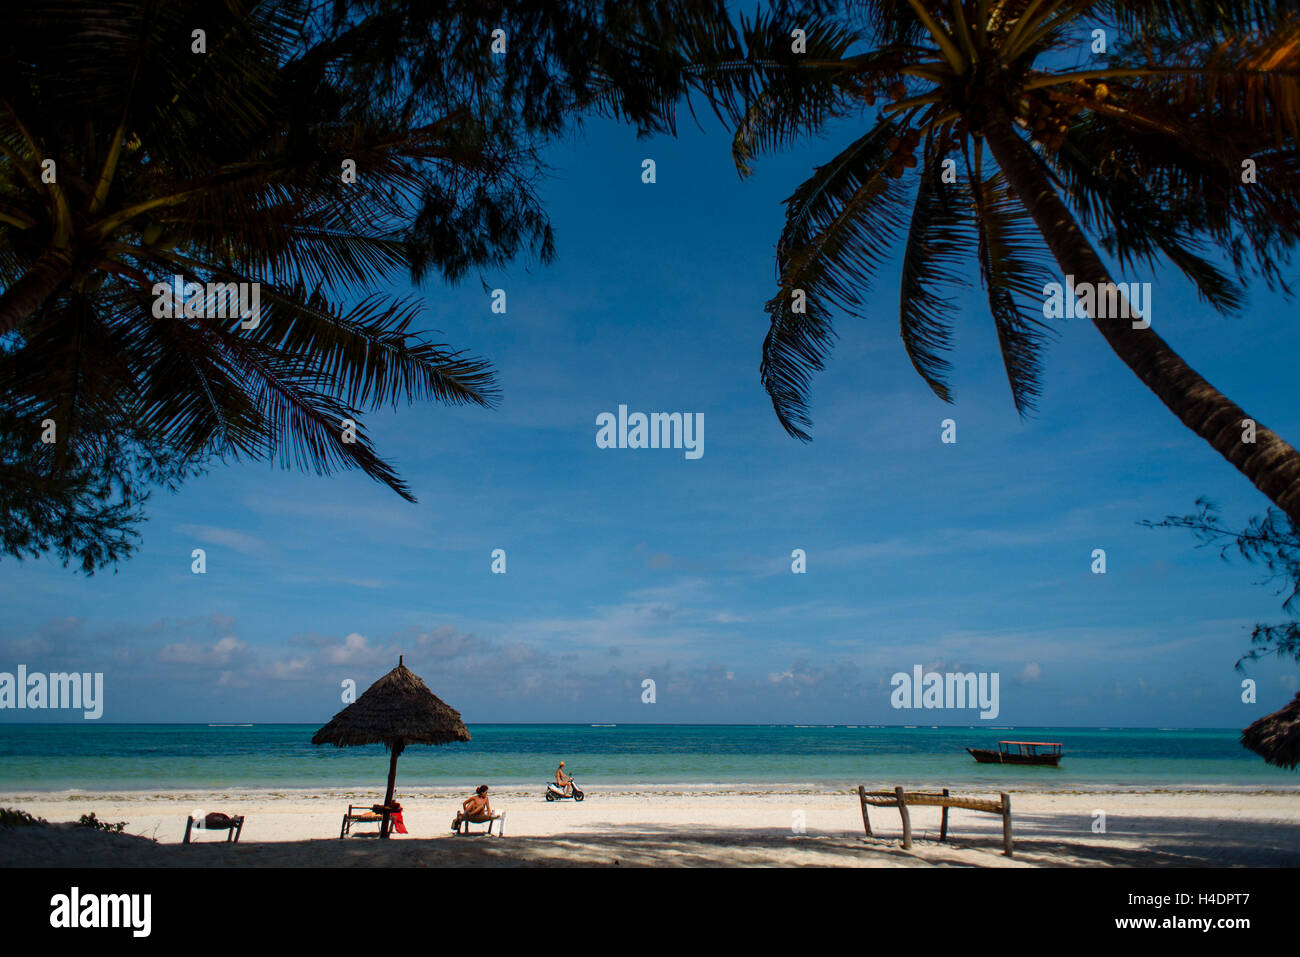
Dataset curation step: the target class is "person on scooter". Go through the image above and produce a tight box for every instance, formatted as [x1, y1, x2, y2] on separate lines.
[555, 761, 574, 797]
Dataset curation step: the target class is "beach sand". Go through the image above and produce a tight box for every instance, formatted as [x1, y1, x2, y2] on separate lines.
[2, 785, 1297, 867]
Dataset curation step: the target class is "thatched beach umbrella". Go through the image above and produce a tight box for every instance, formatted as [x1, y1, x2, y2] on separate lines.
[312, 656, 471, 836]
[1242, 690, 1300, 770]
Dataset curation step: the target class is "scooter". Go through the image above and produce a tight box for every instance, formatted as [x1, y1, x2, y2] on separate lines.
[545, 779, 584, 801]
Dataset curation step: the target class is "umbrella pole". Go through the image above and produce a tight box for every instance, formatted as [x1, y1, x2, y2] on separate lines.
[381, 739, 404, 839]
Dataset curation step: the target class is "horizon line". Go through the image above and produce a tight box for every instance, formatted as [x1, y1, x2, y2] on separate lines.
[0, 721, 1247, 731]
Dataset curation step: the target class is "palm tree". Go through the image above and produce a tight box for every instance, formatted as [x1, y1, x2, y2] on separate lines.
[688, 1, 1300, 523]
[0, 0, 732, 548]
[0, 0, 510, 509]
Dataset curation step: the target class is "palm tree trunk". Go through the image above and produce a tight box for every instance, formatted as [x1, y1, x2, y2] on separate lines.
[0, 245, 73, 335]
[984, 122, 1300, 525]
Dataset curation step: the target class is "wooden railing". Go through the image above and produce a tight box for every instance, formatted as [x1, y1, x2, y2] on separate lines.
[858, 786, 1013, 857]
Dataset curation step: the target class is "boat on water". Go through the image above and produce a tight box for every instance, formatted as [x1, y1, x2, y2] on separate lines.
[967, 740, 1063, 766]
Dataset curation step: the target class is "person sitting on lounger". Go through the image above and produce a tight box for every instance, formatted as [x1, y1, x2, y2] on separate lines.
[452, 785, 502, 830]
[555, 761, 573, 796]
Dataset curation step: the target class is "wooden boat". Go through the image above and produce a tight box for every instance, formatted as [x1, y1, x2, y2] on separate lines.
[967, 740, 1063, 766]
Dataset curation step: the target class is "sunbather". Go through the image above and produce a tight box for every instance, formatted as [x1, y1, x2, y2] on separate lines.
[452, 784, 503, 831]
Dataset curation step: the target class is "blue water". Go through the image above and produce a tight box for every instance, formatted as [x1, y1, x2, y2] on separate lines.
[0, 724, 1293, 791]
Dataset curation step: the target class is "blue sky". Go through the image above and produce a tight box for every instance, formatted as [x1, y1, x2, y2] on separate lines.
[2, 106, 1299, 727]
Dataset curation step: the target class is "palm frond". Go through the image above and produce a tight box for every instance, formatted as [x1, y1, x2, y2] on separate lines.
[1049, 107, 1273, 303]
[897, 153, 973, 401]
[761, 120, 916, 439]
[972, 174, 1057, 416]
[718, 14, 864, 176]
[1103, 0, 1300, 36]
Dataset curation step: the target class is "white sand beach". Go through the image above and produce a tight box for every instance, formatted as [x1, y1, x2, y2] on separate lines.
[2, 784, 1298, 867]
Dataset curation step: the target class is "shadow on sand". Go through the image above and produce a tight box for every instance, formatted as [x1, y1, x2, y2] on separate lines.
[5, 809, 1299, 867]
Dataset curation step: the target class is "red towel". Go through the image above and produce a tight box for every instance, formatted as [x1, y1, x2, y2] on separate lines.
[371, 803, 406, 834]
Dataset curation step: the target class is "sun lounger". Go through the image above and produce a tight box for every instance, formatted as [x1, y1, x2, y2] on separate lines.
[183, 812, 244, 844]
[454, 812, 505, 836]
[340, 802, 406, 838]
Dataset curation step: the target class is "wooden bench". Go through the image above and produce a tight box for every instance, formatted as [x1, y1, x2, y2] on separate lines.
[858, 786, 1013, 857]
[183, 813, 244, 844]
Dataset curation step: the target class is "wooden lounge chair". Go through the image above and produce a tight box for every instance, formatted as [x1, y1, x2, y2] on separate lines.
[183, 812, 244, 844]
[340, 803, 389, 838]
[454, 812, 505, 836]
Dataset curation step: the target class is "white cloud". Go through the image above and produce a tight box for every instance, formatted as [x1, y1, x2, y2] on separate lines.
[157, 635, 247, 666]
[326, 633, 372, 665]
[175, 524, 272, 559]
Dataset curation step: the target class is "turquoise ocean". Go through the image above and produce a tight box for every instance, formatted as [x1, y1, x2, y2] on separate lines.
[0, 724, 1295, 792]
